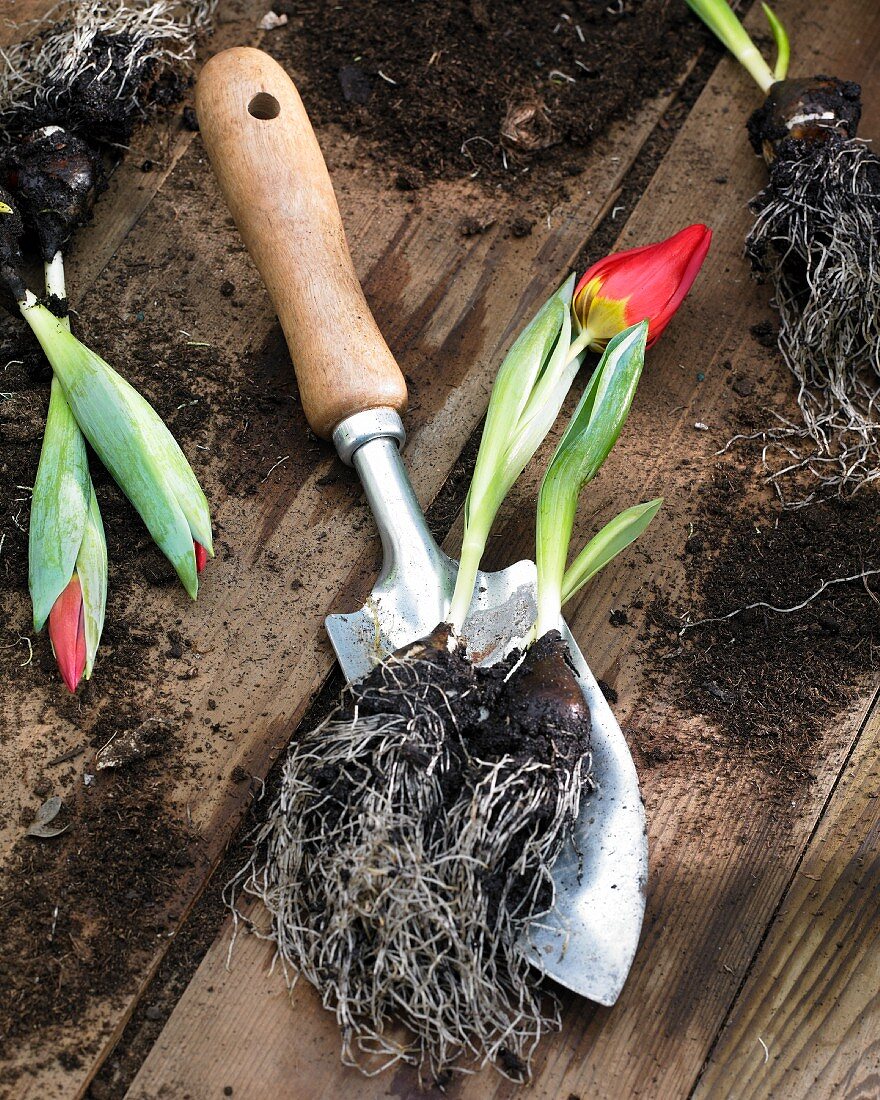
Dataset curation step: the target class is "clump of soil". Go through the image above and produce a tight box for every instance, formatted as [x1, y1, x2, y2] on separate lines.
[645, 468, 880, 777]
[266, 0, 707, 189]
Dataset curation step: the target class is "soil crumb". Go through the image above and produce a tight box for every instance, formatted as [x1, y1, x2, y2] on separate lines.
[266, 0, 706, 191]
[645, 468, 879, 778]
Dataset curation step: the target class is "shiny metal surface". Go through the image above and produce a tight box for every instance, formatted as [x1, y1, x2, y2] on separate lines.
[326, 408, 647, 1004]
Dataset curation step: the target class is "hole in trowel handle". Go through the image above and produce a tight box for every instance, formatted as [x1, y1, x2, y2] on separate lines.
[248, 92, 280, 120]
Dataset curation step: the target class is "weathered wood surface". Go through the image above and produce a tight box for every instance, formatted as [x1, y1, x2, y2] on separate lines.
[0, 2, 702, 1097]
[693, 694, 880, 1100]
[123, 1, 880, 1098]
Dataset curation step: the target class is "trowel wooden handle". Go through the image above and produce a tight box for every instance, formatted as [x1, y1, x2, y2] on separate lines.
[195, 47, 407, 439]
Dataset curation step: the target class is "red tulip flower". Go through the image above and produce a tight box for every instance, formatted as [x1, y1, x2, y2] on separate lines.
[48, 574, 87, 693]
[194, 540, 208, 573]
[573, 224, 712, 351]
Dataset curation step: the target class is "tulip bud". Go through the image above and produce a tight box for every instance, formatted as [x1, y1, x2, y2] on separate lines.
[30, 376, 108, 689]
[21, 297, 213, 598]
[573, 224, 712, 350]
[194, 540, 208, 573]
[48, 575, 87, 692]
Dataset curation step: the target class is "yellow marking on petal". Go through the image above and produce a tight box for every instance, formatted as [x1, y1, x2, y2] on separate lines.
[581, 294, 630, 348]
[0, 202, 12, 214]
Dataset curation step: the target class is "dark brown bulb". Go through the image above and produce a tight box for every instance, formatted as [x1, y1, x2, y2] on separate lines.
[747, 76, 863, 163]
[5, 127, 105, 261]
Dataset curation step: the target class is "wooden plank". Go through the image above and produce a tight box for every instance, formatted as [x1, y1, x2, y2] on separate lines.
[0, 15, 695, 1100]
[124, 1, 880, 1097]
[692, 693, 880, 1099]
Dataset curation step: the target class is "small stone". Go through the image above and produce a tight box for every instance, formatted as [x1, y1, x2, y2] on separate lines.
[732, 376, 754, 397]
[338, 64, 373, 105]
[144, 1005, 162, 1021]
[510, 215, 534, 238]
[141, 159, 154, 173]
[459, 215, 495, 237]
[220, 280, 235, 298]
[395, 168, 424, 191]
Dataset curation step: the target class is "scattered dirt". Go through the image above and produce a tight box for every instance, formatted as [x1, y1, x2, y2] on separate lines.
[0, 721, 207, 1076]
[266, 0, 708, 195]
[642, 468, 880, 780]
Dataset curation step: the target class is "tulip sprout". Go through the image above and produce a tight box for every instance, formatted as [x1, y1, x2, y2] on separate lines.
[451, 226, 709, 634]
[0, 169, 212, 689]
[29, 250, 108, 690]
[685, 0, 880, 502]
[448, 275, 586, 629]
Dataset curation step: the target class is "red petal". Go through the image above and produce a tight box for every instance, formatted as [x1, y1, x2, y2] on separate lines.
[643, 226, 712, 346]
[575, 225, 712, 345]
[48, 576, 86, 692]
[194, 540, 208, 574]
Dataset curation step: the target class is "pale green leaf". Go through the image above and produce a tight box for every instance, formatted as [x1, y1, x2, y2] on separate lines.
[450, 277, 577, 627]
[29, 377, 90, 630]
[762, 3, 790, 81]
[535, 321, 648, 634]
[684, 0, 776, 92]
[77, 485, 108, 679]
[22, 301, 209, 597]
[561, 499, 662, 606]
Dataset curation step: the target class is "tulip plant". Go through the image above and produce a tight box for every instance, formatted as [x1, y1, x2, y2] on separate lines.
[1, 161, 212, 691]
[448, 224, 711, 630]
[29, 252, 108, 692]
[684, 0, 880, 500]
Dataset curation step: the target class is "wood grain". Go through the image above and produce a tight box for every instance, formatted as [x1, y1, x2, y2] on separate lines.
[0, 8, 697, 1100]
[124, 1, 880, 1098]
[693, 693, 880, 1100]
[197, 48, 408, 438]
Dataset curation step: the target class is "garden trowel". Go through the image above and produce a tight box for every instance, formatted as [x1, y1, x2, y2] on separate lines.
[197, 46, 647, 1005]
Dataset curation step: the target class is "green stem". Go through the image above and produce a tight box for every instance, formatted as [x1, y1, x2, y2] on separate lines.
[564, 326, 593, 366]
[449, 524, 490, 631]
[684, 0, 777, 93]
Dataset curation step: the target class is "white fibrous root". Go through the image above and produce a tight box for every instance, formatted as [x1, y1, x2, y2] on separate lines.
[0, 0, 217, 134]
[743, 135, 880, 505]
[230, 643, 592, 1086]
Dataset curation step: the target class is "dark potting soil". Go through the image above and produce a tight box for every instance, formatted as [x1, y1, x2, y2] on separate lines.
[642, 468, 880, 780]
[0, 765, 203, 1063]
[265, 0, 707, 192]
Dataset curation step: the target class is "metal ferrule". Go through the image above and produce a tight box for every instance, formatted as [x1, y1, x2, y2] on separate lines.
[332, 407, 406, 466]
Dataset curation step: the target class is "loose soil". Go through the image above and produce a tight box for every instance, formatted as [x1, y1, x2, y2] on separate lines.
[265, 0, 708, 195]
[642, 468, 880, 781]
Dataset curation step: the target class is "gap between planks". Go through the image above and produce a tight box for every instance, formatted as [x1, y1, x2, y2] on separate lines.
[123, 1, 880, 1099]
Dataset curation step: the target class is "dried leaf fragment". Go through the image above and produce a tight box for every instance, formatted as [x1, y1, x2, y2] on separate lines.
[26, 795, 69, 838]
